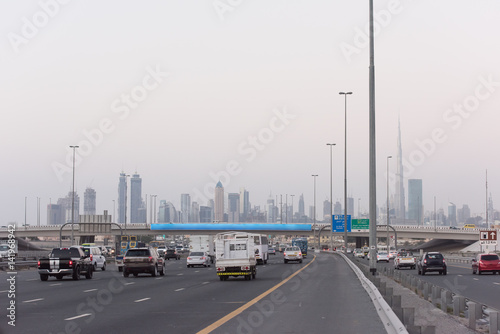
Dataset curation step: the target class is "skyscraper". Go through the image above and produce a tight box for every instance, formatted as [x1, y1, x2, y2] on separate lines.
[395, 117, 406, 221]
[181, 194, 191, 223]
[84, 187, 96, 215]
[191, 201, 200, 222]
[239, 187, 250, 222]
[347, 197, 354, 216]
[130, 173, 145, 223]
[448, 202, 457, 226]
[408, 179, 423, 225]
[214, 181, 224, 222]
[118, 172, 127, 224]
[267, 197, 276, 223]
[298, 194, 305, 216]
[228, 193, 240, 223]
[200, 206, 213, 223]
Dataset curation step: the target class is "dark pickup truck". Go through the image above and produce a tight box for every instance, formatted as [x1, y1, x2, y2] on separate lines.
[38, 247, 94, 281]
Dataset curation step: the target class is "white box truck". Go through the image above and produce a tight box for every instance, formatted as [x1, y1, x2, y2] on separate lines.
[189, 235, 215, 263]
[215, 232, 257, 281]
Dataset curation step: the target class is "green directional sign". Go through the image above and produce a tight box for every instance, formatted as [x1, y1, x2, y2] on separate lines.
[351, 219, 369, 232]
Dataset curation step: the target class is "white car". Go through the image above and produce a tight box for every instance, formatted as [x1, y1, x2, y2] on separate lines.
[283, 246, 303, 264]
[81, 246, 107, 271]
[187, 251, 211, 268]
[376, 252, 390, 263]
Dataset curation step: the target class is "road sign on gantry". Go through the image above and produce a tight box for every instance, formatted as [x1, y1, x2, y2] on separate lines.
[479, 230, 497, 245]
[332, 215, 351, 233]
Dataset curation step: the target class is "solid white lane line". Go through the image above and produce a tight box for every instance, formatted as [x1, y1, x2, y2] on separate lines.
[175, 288, 185, 292]
[134, 298, 151, 303]
[202, 282, 210, 285]
[83, 289, 98, 293]
[124, 282, 135, 285]
[50, 283, 62, 286]
[177, 273, 184, 276]
[23, 298, 44, 303]
[65, 314, 91, 321]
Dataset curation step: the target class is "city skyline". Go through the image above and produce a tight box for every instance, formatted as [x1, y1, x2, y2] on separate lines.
[2, 1, 500, 225]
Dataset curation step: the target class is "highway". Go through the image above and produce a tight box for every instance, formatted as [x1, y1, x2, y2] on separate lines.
[0, 252, 387, 334]
[356, 255, 500, 311]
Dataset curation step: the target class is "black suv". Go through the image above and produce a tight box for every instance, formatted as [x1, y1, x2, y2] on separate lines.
[165, 249, 180, 260]
[417, 252, 447, 275]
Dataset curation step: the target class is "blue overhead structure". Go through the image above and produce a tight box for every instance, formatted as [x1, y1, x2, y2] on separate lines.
[151, 223, 312, 232]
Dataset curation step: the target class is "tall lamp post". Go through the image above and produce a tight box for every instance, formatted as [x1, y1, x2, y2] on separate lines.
[327, 143, 336, 251]
[339, 91, 352, 253]
[386, 155, 392, 251]
[70, 145, 79, 245]
[312, 174, 318, 250]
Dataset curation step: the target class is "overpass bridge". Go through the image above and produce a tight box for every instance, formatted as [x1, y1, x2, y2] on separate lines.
[0, 223, 493, 243]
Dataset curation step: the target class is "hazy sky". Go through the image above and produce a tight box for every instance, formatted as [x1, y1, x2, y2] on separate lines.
[2, 0, 500, 225]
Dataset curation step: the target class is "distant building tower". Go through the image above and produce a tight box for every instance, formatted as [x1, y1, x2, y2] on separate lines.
[460, 204, 471, 223]
[191, 201, 200, 222]
[448, 202, 457, 226]
[200, 206, 213, 223]
[395, 117, 406, 221]
[408, 179, 423, 225]
[84, 187, 96, 215]
[347, 197, 354, 216]
[158, 201, 178, 223]
[334, 201, 342, 215]
[47, 204, 64, 225]
[239, 187, 250, 222]
[181, 194, 191, 223]
[323, 199, 330, 220]
[267, 197, 276, 223]
[130, 173, 145, 223]
[57, 191, 80, 224]
[118, 172, 127, 224]
[228, 193, 240, 223]
[298, 194, 305, 216]
[214, 181, 224, 222]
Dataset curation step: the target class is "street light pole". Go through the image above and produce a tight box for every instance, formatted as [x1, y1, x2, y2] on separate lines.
[339, 91, 352, 254]
[386, 155, 392, 252]
[124, 174, 130, 235]
[327, 143, 336, 251]
[312, 174, 318, 250]
[70, 145, 79, 245]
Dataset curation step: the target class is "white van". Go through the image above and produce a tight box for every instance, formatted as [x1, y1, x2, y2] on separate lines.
[81, 245, 107, 271]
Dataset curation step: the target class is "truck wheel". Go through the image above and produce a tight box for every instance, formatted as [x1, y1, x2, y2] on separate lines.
[252, 271, 256, 279]
[40, 274, 48, 281]
[72, 266, 81, 280]
[123, 271, 129, 277]
[102, 262, 106, 271]
[118, 266, 123, 272]
[220, 276, 224, 281]
[85, 268, 93, 279]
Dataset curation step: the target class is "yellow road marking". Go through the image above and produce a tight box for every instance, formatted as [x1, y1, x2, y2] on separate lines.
[197, 256, 316, 334]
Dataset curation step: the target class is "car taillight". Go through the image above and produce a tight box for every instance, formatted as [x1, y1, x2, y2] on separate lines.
[69, 260, 73, 266]
[283, 252, 287, 256]
[299, 253, 302, 256]
[217, 267, 224, 272]
[442, 259, 446, 263]
[423, 259, 427, 264]
[201, 257, 206, 260]
[241, 266, 250, 270]
[90, 254, 93, 261]
[37, 260, 40, 267]
[187, 257, 191, 260]
[149, 256, 153, 262]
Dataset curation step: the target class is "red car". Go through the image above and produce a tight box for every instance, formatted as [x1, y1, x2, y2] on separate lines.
[472, 253, 500, 275]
